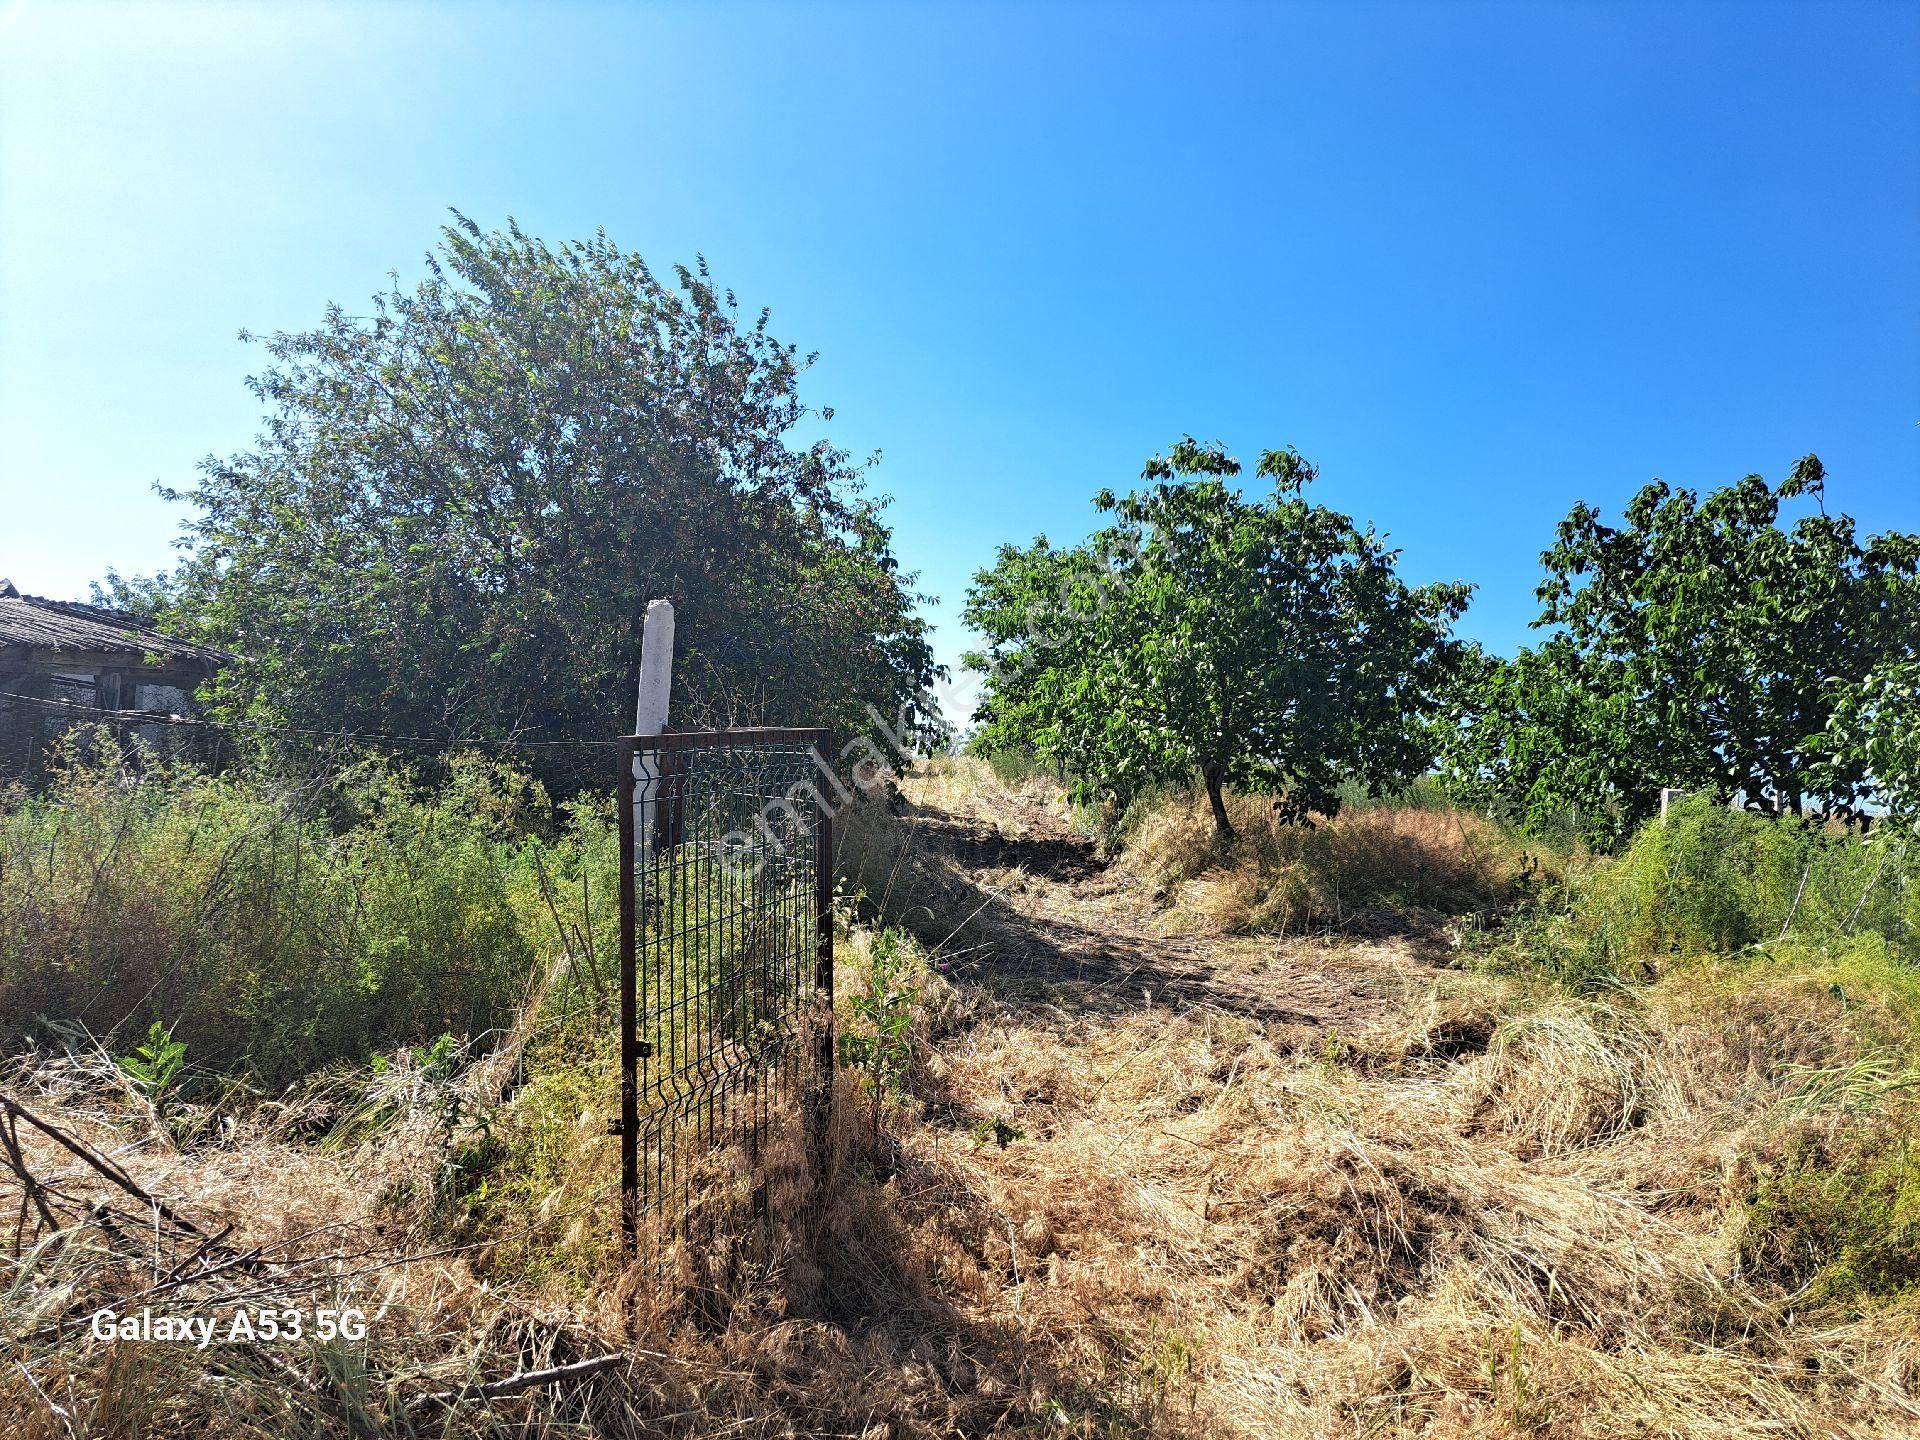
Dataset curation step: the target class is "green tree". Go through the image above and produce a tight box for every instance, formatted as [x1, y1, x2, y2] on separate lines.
[1439, 457, 1920, 846]
[127, 216, 938, 784]
[965, 439, 1471, 839]
[1831, 659, 1920, 834]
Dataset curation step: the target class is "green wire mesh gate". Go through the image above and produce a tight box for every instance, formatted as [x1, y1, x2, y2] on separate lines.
[615, 729, 834, 1252]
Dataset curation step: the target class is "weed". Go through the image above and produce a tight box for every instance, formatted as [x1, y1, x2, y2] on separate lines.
[1739, 1122, 1920, 1304]
[118, 1020, 188, 1105]
[969, 1115, 1025, 1148]
[836, 928, 922, 1139]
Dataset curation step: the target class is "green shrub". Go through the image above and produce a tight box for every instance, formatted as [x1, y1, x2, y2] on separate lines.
[1611, 799, 1896, 948]
[0, 743, 617, 1086]
[472, 1033, 620, 1290]
[1740, 1120, 1920, 1304]
[1480, 798, 1914, 989]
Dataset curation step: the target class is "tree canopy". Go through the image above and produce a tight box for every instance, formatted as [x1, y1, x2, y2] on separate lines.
[1437, 458, 1920, 846]
[126, 217, 938, 783]
[1831, 659, 1920, 836]
[963, 440, 1471, 838]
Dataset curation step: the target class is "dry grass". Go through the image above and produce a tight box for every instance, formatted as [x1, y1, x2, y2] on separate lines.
[888, 968, 1920, 1436]
[7, 759, 1920, 1437]
[0, 1033, 1052, 1438]
[842, 762, 1920, 1438]
[1126, 786, 1557, 936]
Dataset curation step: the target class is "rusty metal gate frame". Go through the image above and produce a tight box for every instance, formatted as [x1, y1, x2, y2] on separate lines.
[615, 727, 834, 1253]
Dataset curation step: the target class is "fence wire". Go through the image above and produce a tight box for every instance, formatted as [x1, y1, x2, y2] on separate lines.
[0, 688, 621, 788]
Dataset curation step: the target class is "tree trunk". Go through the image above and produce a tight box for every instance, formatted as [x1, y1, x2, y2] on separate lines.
[1203, 765, 1236, 843]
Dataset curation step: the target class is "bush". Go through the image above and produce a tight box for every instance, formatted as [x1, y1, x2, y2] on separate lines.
[1125, 787, 1555, 933]
[1519, 797, 1918, 987]
[0, 741, 618, 1086]
[1739, 1116, 1920, 1304]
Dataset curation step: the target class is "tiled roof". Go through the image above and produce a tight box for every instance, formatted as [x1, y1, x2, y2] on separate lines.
[0, 581, 229, 664]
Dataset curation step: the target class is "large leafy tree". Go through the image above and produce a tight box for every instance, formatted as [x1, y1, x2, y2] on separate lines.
[132, 217, 938, 783]
[1831, 659, 1920, 835]
[965, 440, 1471, 839]
[1439, 457, 1920, 846]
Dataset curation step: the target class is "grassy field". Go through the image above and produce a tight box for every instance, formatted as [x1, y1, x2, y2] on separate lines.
[4, 755, 1919, 1436]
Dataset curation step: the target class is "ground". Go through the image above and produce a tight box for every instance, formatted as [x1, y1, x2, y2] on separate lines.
[836, 762, 1920, 1438]
[8, 763, 1918, 1438]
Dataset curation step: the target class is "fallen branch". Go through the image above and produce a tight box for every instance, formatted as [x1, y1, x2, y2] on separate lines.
[0, 1092, 266, 1276]
[408, 1351, 627, 1408]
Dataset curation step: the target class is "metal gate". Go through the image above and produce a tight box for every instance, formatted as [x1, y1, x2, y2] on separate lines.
[615, 728, 834, 1252]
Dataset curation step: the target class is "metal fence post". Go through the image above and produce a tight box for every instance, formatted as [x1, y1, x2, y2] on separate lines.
[811, 736, 835, 1184]
[616, 736, 638, 1255]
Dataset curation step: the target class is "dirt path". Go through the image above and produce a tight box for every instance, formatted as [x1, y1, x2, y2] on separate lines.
[858, 767, 1619, 1436]
[890, 771, 1467, 1051]
[853, 767, 1914, 1440]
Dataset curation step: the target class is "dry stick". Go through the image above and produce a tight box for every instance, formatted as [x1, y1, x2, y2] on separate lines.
[1777, 860, 1813, 941]
[0, 1093, 261, 1273]
[0, 1108, 61, 1244]
[156, 1220, 235, 1284]
[407, 1352, 627, 1408]
[580, 868, 602, 1013]
[1844, 841, 1902, 934]
[532, 848, 605, 1001]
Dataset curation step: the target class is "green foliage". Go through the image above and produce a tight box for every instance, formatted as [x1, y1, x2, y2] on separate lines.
[1831, 659, 1920, 835]
[1486, 796, 1917, 991]
[969, 1115, 1025, 1149]
[471, 1037, 619, 1290]
[1585, 797, 1910, 956]
[837, 929, 922, 1133]
[1739, 1123, 1920, 1304]
[119, 215, 939, 789]
[1439, 458, 1920, 849]
[965, 439, 1471, 837]
[0, 744, 618, 1086]
[118, 1021, 188, 1103]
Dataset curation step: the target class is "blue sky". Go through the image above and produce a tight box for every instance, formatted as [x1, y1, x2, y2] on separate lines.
[3, 0, 1916, 699]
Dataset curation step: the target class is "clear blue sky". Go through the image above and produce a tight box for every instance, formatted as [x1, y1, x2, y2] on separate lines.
[3, 0, 1916, 698]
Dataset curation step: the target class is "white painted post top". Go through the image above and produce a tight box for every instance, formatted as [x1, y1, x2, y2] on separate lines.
[634, 599, 675, 737]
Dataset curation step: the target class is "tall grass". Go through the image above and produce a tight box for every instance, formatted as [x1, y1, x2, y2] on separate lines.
[0, 739, 619, 1086]
[1125, 785, 1559, 933]
[1502, 795, 1918, 989]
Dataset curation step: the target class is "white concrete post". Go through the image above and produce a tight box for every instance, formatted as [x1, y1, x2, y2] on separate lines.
[633, 600, 675, 855]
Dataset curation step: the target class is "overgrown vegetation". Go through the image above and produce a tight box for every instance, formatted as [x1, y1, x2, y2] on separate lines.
[12, 746, 1920, 1436]
[1477, 793, 1918, 990]
[0, 736, 617, 1086]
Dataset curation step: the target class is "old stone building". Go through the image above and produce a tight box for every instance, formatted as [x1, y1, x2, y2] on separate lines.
[0, 580, 229, 778]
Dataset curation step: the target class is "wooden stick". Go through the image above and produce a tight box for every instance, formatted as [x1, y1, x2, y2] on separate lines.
[408, 1351, 626, 1408]
[0, 1092, 261, 1272]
